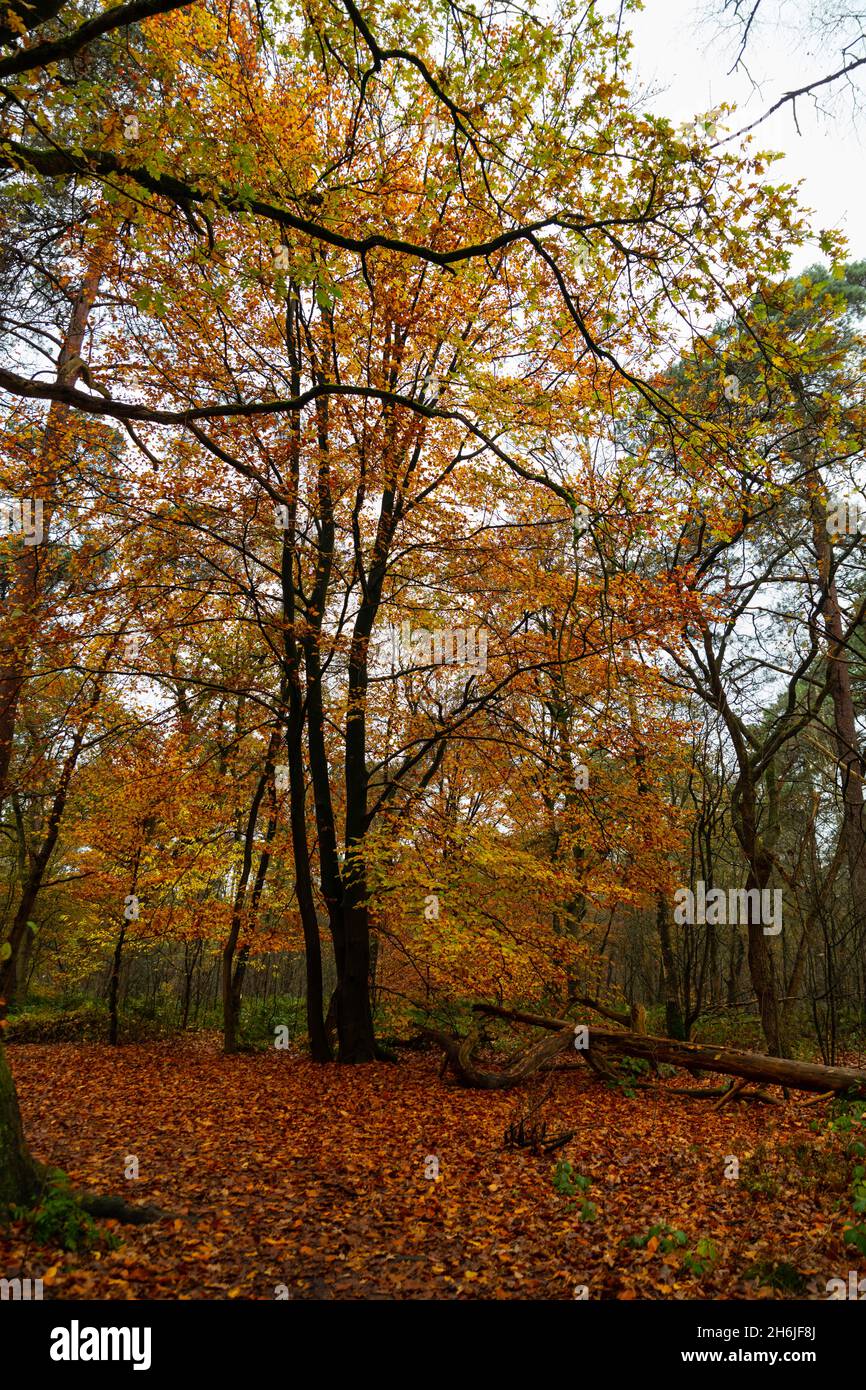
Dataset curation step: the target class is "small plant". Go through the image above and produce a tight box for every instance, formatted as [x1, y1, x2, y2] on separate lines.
[619, 1056, 650, 1077]
[631, 1222, 687, 1254]
[603, 1055, 650, 1099]
[682, 1238, 719, 1276]
[631, 1224, 719, 1276]
[743, 1259, 806, 1294]
[551, 1161, 597, 1219]
[12, 1170, 116, 1252]
[552, 1160, 591, 1197]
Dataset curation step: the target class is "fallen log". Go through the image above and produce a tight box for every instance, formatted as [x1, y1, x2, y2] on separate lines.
[584, 1029, 866, 1097]
[417, 1004, 866, 1098]
[418, 1024, 576, 1090]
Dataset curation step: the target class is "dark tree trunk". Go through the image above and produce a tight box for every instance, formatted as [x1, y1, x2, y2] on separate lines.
[656, 893, 688, 1039]
[704, 626, 785, 1056]
[284, 699, 331, 1062]
[223, 944, 249, 1055]
[221, 729, 305, 1055]
[107, 921, 126, 1046]
[809, 475, 866, 924]
[0, 1041, 39, 1210]
[180, 939, 201, 1030]
[109, 844, 142, 1046]
[276, 295, 332, 1063]
[334, 895, 377, 1063]
[744, 858, 783, 1057]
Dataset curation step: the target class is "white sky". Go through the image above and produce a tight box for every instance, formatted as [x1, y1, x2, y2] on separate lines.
[624, 0, 866, 266]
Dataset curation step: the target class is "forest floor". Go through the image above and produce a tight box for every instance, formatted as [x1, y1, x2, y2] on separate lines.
[0, 1037, 857, 1299]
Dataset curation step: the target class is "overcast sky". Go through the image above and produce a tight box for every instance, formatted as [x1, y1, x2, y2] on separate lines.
[624, 0, 866, 266]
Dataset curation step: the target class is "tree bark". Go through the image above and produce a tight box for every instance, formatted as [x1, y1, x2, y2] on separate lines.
[278, 292, 332, 1062]
[107, 920, 127, 1047]
[808, 473, 866, 927]
[0, 1040, 39, 1209]
[656, 893, 688, 1039]
[223, 729, 282, 1055]
[108, 838, 145, 1046]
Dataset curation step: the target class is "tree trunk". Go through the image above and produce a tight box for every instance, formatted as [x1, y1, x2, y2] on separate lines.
[107, 921, 126, 1047]
[335, 894, 377, 1062]
[108, 843, 142, 1046]
[284, 700, 331, 1062]
[180, 939, 201, 1030]
[809, 474, 866, 926]
[744, 860, 783, 1056]
[276, 298, 332, 1063]
[223, 731, 292, 1055]
[727, 755, 785, 1056]
[656, 893, 688, 1039]
[624, 686, 688, 1039]
[0, 1041, 39, 1209]
[421, 1021, 573, 1090]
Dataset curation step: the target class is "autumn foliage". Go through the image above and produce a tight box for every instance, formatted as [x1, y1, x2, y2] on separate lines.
[0, 0, 865, 1305]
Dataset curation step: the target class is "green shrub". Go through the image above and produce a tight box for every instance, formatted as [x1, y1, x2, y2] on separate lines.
[682, 1238, 719, 1276]
[631, 1222, 687, 1254]
[552, 1160, 591, 1197]
[6, 1002, 108, 1044]
[12, 1170, 118, 1253]
[237, 994, 307, 1049]
[551, 1161, 596, 1218]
